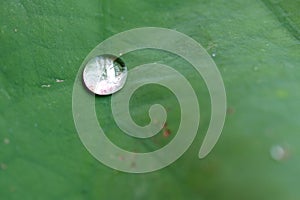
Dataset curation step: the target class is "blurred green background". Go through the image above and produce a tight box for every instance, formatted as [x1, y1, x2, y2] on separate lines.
[0, 0, 299, 199]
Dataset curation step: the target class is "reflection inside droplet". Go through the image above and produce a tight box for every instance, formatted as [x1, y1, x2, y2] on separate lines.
[83, 54, 127, 95]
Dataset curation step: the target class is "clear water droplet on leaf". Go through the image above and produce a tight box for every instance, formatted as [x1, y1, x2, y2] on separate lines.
[83, 55, 127, 95]
[270, 145, 286, 161]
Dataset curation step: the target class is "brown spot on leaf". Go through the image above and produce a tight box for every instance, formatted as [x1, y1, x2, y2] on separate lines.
[163, 129, 171, 137]
[227, 107, 235, 115]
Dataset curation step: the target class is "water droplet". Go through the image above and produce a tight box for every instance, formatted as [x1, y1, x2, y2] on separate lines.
[270, 145, 286, 161]
[212, 53, 216, 57]
[14, 28, 18, 33]
[83, 54, 127, 95]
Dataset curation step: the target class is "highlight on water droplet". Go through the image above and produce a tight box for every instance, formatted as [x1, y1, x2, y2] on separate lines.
[82, 54, 127, 95]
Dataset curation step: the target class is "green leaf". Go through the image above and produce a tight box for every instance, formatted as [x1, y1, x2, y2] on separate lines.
[1, 0, 299, 199]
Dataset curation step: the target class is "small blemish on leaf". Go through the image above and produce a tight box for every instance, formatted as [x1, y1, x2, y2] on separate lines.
[270, 145, 288, 161]
[41, 84, 51, 88]
[0, 163, 7, 170]
[55, 79, 64, 83]
[163, 129, 171, 137]
[131, 161, 136, 168]
[227, 107, 235, 115]
[3, 138, 10, 144]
